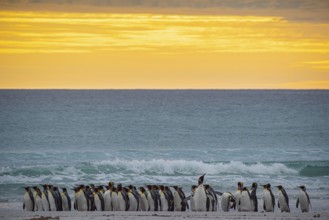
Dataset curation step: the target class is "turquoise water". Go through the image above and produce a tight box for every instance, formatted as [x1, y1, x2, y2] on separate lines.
[0, 90, 328, 211]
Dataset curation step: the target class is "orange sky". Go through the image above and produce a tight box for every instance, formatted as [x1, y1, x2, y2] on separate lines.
[1, 1, 329, 89]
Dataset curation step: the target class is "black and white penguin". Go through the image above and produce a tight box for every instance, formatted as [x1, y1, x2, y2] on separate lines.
[165, 186, 174, 211]
[32, 186, 43, 211]
[111, 187, 119, 211]
[61, 188, 71, 211]
[74, 185, 88, 211]
[117, 184, 128, 211]
[94, 186, 105, 211]
[127, 185, 139, 211]
[47, 185, 57, 211]
[276, 185, 290, 212]
[172, 186, 188, 211]
[204, 185, 218, 211]
[41, 184, 50, 211]
[23, 187, 35, 211]
[189, 185, 197, 211]
[194, 174, 207, 211]
[220, 192, 236, 212]
[296, 185, 311, 212]
[103, 185, 113, 211]
[146, 185, 156, 211]
[262, 184, 275, 212]
[159, 185, 169, 211]
[250, 182, 258, 212]
[239, 187, 252, 212]
[53, 186, 63, 211]
[139, 187, 150, 211]
[234, 182, 243, 212]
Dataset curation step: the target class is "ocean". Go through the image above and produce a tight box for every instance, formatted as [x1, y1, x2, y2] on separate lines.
[0, 90, 328, 212]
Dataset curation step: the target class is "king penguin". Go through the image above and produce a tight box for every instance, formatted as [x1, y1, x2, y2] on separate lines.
[61, 188, 71, 211]
[104, 185, 113, 211]
[33, 186, 43, 211]
[139, 187, 150, 211]
[276, 185, 290, 212]
[189, 185, 197, 211]
[296, 185, 311, 212]
[234, 182, 243, 212]
[194, 174, 207, 211]
[127, 185, 139, 211]
[172, 186, 188, 211]
[117, 184, 128, 211]
[94, 186, 105, 211]
[262, 184, 275, 212]
[159, 185, 169, 211]
[250, 182, 258, 212]
[41, 184, 50, 211]
[239, 187, 252, 212]
[23, 187, 35, 211]
[75, 185, 88, 211]
[47, 185, 57, 211]
[111, 187, 119, 211]
[221, 192, 236, 212]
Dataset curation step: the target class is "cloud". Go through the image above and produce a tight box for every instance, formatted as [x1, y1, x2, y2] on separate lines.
[1, 11, 329, 54]
[1, 0, 329, 9]
[1, 0, 329, 23]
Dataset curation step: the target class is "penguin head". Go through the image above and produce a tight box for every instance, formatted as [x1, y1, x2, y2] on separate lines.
[108, 181, 114, 188]
[266, 183, 271, 189]
[298, 185, 306, 191]
[275, 185, 283, 190]
[172, 186, 179, 190]
[191, 185, 197, 192]
[251, 182, 258, 189]
[41, 184, 48, 190]
[241, 187, 248, 191]
[237, 182, 243, 189]
[261, 184, 267, 189]
[139, 187, 146, 193]
[23, 187, 30, 191]
[198, 174, 206, 185]
[159, 185, 165, 191]
[61, 188, 67, 192]
[117, 184, 122, 191]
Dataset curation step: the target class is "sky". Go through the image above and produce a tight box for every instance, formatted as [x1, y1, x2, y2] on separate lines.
[0, 0, 329, 89]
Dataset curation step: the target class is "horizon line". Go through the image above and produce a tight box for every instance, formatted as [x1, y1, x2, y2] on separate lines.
[0, 88, 328, 91]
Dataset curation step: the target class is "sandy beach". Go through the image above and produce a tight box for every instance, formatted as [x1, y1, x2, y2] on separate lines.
[0, 211, 328, 220]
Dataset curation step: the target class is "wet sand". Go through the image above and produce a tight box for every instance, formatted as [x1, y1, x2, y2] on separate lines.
[0, 211, 327, 220]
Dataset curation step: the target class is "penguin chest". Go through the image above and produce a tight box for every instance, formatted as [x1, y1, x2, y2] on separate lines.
[220, 193, 230, 212]
[263, 190, 273, 211]
[117, 193, 126, 211]
[194, 186, 207, 211]
[159, 192, 168, 211]
[23, 193, 34, 211]
[103, 192, 112, 211]
[278, 191, 289, 211]
[298, 192, 309, 212]
[240, 192, 251, 211]
[173, 192, 182, 211]
[140, 194, 149, 211]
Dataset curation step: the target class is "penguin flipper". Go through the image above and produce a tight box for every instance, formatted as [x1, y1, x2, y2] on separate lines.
[296, 198, 299, 208]
[263, 201, 266, 211]
[278, 201, 280, 208]
[215, 191, 223, 196]
[23, 202, 25, 210]
[306, 192, 312, 209]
